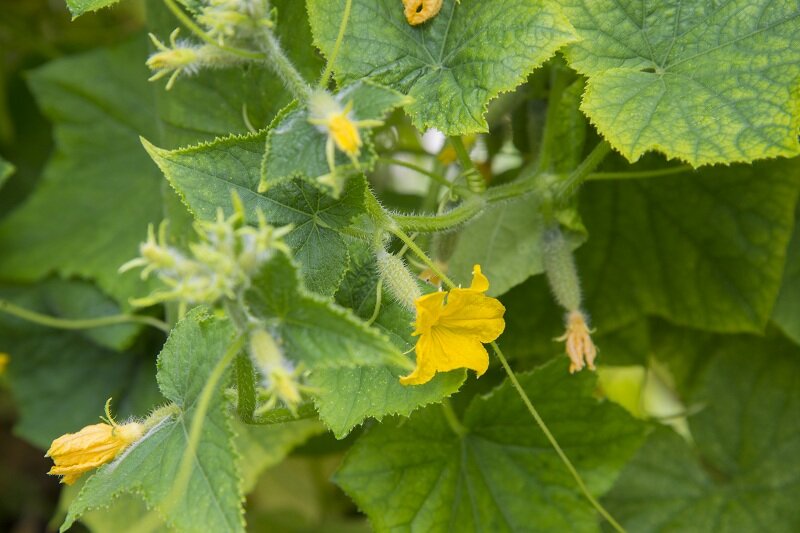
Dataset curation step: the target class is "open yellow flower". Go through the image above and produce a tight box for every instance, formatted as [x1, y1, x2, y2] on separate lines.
[400, 265, 505, 385]
[46, 421, 144, 485]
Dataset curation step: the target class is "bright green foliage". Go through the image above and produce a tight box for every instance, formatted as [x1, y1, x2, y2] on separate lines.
[335, 360, 646, 532]
[561, 1, 800, 166]
[144, 132, 366, 295]
[604, 336, 800, 531]
[63, 310, 244, 533]
[66, 0, 120, 19]
[448, 194, 585, 297]
[307, 0, 577, 134]
[311, 242, 465, 438]
[0, 39, 163, 305]
[578, 158, 800, 333]
[0, 283, 161, 449]
[262, 81, 409, 188]
[245, 252, 412, 371]
[774, 208, 800, 345]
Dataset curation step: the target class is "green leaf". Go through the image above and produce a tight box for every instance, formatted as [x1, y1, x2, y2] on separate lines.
[262, 81, 409, 188]
[773, 206, 800, 345]
[0, 39, 163, 305]
[0, 155, 14, 190]
[307, 0, 577, 135]
[236, 419, 325, 492]
[143, 131, 366, 295]
[310, 241, 465, 438]
[335, 359, 646, 532]
[578, 158, 800, 333]
[448, 192, 586, 297]
[63, 310, 245, 533]
[66, 0, 120, 19]
[603, 336, 800, 532]
[245, 252, 412, 371]
[561, 1, 800, 166]
[0, 282, 161, 449]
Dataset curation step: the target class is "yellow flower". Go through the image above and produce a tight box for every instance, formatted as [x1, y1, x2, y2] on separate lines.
[402, 0, 444, 25]
[46, 421, 144, 485]
[0, 353, 8, 374]
[400, 265, 505, 385]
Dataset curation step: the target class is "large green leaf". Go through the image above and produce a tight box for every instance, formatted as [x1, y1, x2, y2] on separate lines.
[245, 252, 412, 371]
[62, 310, 244, 533]
[0, 282, 161, 449]
[0, 39, 163, 305]
[144, 131, 366, 295]
[561, 1, 800, 166]
[578, 158, 800, 333]
[335, 360, 646, 532]
[773, 206, 800, 345]
[310, 241, 465, 438]
[307, 0, 576, 135]
[262, 81, 409, 188]
[603, 335, 800, 532]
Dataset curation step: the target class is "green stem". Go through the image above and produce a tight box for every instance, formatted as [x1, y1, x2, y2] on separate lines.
[379, 157, 460, 193]
[392, 196, 485, 232]
[440, 399, 467, 438]
[587, 165, 692, 181]
[163, 0, 265, 60]
[449, 136, 477, 174]
[388, 226, 457, 288]
[553, 141, 612, 203]
[235, 352, 257, 423]
[537, 63, 570, 172]
[318, 0, 352, 88]
[0, 298, 170, 333]
[365, 279, 383, 326]
[257, 27, 312, 101]
[491, 342, 626, 533]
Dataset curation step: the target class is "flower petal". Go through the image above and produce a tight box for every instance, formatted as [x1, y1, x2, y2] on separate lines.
[469, 264, 489, 292]
[437, 289, 505, 342]
[412, 291, 446, 335]
[400, 327, 490, 385]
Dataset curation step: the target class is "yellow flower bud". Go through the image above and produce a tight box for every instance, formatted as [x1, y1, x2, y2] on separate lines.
[46, 421, 144, 485]
[327, 112, 363, 157]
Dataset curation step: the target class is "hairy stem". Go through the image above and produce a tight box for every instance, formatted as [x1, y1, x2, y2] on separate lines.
[0, 298, 169, 333]
[257, 27, 312, 101]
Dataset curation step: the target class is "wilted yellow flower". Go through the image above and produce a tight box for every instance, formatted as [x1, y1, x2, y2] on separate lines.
[402, 0, 444, 25]
[557, 310, 597, 373]
[400, 265, 505, 385]
[46, 421, 144, 485]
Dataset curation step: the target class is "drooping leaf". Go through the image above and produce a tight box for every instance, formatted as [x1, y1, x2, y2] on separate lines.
[335, 359, 646, 532]
[0, 282, 161, 449]
[310, 241, 465, 438]
[245, 252, 412, 371]
[561, 0, 800, 166]
[0, 39, 163, 305]
[63, 310, 245, 533]
[578, 158, 800, 333]
[262, 81, 409, 188]
[604, 335, 800, 532]
[143, 131, 366, 295]
[773, 206, 800, 345]
[307, 0, 577, 134]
